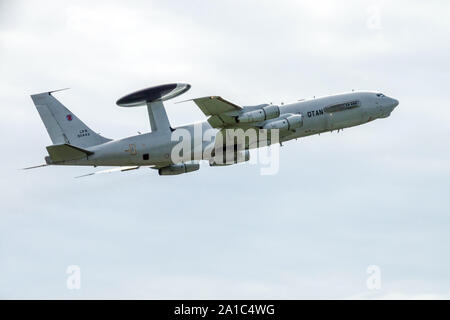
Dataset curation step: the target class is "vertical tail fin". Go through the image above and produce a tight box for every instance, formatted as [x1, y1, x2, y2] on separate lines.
[31, 91, 111, 148]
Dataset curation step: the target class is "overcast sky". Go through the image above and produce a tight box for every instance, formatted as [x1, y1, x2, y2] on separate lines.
[1, 0, 450, 299]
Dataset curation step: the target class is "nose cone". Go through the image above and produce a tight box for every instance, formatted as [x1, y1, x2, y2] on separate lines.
[391, 98, 399, 108]
[386, 97, 399, 110]
[384, 97, 399, 112]
[378, 97, 399, 118]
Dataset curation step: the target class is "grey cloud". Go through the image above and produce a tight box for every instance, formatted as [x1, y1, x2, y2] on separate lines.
[0, 0, 449, 299]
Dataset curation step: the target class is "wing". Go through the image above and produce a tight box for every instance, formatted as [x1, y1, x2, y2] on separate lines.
[192, 96, 241, 115]
[181, 96, 242, 128]
[75, 166, 140, 178]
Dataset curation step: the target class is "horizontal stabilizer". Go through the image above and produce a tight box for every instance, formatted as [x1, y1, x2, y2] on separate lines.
[46, 144, 94, 162]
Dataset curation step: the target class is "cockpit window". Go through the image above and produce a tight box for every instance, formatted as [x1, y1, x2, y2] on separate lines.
[376, 93, 385, 97]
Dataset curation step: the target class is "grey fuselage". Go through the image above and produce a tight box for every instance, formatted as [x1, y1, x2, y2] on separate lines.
[62, 91, 399, 167]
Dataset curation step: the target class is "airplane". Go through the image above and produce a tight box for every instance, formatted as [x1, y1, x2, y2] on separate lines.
[27, 83, 399, 177]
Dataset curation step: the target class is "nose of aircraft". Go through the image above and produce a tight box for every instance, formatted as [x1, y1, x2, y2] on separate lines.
[378, 97, 399, 118]
[391, 98, 399, 108]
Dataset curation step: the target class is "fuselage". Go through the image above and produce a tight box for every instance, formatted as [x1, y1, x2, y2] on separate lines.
[62, 91, 399, 167]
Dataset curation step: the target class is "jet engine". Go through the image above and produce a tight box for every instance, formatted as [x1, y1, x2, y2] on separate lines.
[263, 114, 303, 131]
[209, 150, 250, 166]
[236, 105, 280, 123]
[158, 162, 200, 175]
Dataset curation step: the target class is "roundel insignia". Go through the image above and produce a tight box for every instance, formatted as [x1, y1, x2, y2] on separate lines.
[66, 114, 73, 121]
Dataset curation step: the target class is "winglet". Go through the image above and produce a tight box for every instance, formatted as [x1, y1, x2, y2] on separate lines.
[48, 88, 70, 95]
[174, 98, 194, 104]
[22, 164, 48, 170]
[31, 88, 70, 96]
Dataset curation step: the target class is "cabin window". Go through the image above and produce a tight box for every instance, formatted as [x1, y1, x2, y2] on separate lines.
[143, 153, 149, 160]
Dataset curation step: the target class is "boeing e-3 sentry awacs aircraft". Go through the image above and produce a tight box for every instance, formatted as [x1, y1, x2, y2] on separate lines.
[28, 83, 399, 177]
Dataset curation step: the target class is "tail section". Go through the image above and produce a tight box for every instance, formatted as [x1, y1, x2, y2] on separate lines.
[31, 91, 111, 148]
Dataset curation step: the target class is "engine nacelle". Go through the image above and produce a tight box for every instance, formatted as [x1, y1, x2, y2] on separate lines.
[158, 162, 200, 175]
[209, 150, 250, 166]
[263, 114, 303, 131]
[237, 105, 280, 123]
